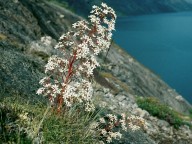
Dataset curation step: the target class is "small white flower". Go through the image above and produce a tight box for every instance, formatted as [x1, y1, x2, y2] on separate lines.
[121, 113, 126, 119]
[72, 22, 79, 28]
[101, 129, 107, 136]
[109, 132, 118, 139]
[39, 77, 49, 85]
[103, 9, 108, 14]
[106, 136, 112, 143]
[128, 123, 140, 131]
[101, 3, 107, 8]
[36, 87, 44, 95]
[99, 118, 105, 123]
[115, 132, 122, 139]
[92, 5, 97, 9]
[59, 34, 67, 40]
[19, 113, 28, 121]
[89, 122, 99, 129]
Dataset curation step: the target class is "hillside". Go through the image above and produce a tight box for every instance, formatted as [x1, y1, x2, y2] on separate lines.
[53, 0, 192, 16]
[0, 0, 192, 143]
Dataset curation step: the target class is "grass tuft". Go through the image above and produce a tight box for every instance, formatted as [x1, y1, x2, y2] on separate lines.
[0, 96, 101, 143]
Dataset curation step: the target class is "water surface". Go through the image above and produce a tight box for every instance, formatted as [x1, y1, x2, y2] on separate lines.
[113, 12, 192, 103]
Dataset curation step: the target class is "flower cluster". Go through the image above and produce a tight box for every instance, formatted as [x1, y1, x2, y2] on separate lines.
[37, 3, 116, 112]
[126, 115, 145, 131]
[91, 113, 145, 143]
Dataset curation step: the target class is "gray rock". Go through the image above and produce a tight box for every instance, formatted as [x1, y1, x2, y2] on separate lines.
[132, 108, 149, 118]
[111, 130, 156, 144]
[157, 120, 169, 127]
[107, 43, 192, 114]
[116, 95, 126, 101]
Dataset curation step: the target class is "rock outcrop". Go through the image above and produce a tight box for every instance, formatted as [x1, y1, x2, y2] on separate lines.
[0, 0, 79, 101]
[94, 83, 192, 143]
[102, 44, 192, 114]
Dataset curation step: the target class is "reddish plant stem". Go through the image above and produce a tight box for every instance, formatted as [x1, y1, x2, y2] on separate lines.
[57, 95, 63, 113]
[57, 51, 77, 113]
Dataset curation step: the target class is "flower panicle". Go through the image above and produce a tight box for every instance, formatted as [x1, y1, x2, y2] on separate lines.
[37, 3, 116, 112]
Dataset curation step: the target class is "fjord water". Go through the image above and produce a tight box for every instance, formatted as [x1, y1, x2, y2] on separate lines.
[113, 12, 192, 103]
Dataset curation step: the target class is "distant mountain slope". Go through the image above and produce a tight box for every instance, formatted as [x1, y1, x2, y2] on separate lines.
[56, 0, 192, 16]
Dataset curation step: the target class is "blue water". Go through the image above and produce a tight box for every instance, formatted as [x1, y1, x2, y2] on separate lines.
[113, 12, 192, 103]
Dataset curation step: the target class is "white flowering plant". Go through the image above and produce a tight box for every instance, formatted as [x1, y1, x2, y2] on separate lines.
[37, 3, 116, 113]
[36, 3, 146, 143]
[90, 113, 145, 143]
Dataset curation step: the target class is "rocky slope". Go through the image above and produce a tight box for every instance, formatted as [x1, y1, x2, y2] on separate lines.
[55, 0, 192, 16]
[0, 0, 192, 143]
[0, 0, 79, 102]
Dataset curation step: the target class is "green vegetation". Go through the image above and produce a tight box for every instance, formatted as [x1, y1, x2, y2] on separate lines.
[189, 109, 192, 119]
[0, 103, 32, 143]
[42, 107, 100, 143]
[136, 97, 192, 129]
[0, 96, 101, 143]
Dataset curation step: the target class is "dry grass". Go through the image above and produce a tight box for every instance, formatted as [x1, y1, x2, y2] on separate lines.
[0, 96, 100, 143]
[100, 72, 130, 93]
[0, 33, 7, 40]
